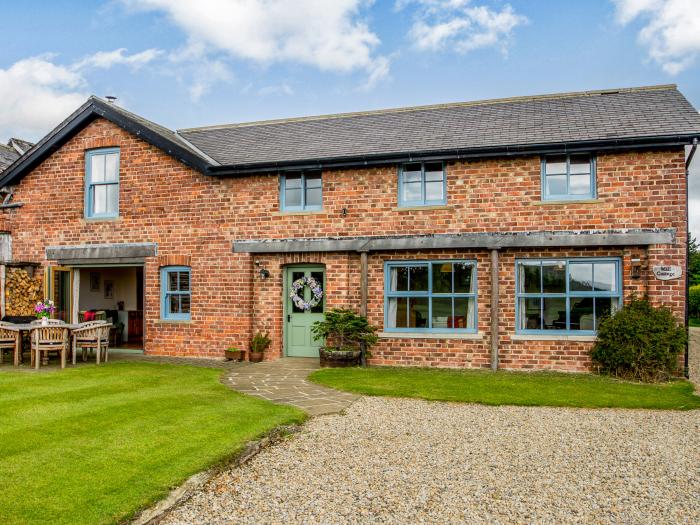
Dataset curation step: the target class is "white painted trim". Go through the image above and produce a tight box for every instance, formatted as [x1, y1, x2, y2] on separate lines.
[510, 334, 597, 342]
[378, 331, 484, 340]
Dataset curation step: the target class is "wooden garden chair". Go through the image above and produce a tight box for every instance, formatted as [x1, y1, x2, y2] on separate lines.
[30, 325, 70, 369]
[0, 322, 21, 367]
[72, 322, 111, 365]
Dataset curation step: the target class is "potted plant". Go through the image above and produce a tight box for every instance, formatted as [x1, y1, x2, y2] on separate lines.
[34, 299, 56, 325]
[224, 347, 244, 361]
[311, 308, 378, 367]
[249, 332, 271, 363]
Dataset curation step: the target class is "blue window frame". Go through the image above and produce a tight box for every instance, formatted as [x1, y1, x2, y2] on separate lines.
[398, 161, 446, 207]
[515, 258, 621, 335]
[384, 260, 477, 332]
[161, 266, 191, 320]
[542, 153, 596, 200]
[85, 148, 120, 218]
[280, 171, 322, 211]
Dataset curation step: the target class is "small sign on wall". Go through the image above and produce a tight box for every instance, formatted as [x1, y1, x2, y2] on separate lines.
[652, 265, 682, 281]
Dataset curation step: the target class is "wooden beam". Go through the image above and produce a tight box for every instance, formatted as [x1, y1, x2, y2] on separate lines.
[360, 251, 368, 317]
[490, 249, 499, 371]
[72, 269, 80, 324]
[0, 264, 5, 319]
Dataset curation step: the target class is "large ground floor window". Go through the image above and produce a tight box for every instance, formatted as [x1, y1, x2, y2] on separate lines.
[516, 258, 621, 334]
[384, 260, 477, 332]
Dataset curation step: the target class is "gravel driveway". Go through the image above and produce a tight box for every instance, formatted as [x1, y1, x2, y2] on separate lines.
[163, 397, 700, 525]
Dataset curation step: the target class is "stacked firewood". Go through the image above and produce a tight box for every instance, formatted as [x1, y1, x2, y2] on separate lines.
[5, 267, 42, 316]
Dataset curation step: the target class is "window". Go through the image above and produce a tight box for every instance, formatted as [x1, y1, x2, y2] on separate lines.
[398, 162, 446, 206]
[280, 171, 322, 211]
[85, 148, 120, 218]
[516, 258, 621, 334]
[542, 153, 595, 200]
[385, 260, 477, 332]
[161, 266, 191, 320]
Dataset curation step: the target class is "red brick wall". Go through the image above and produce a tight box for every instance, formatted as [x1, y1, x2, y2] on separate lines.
[1, 118, 687, 369]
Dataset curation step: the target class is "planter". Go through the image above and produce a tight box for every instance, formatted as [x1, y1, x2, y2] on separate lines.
[319, 347, 361, 368]
[224, 349, 243, 362]
[41, 317, 48, 326]
[249, 351, 264, 363]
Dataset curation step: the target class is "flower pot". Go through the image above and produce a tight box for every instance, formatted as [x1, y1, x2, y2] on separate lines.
[41, 317, 48, 326]
[224, 349, 243, 361]
[319, 347, 361, 368]
[249, 351, 264, 363]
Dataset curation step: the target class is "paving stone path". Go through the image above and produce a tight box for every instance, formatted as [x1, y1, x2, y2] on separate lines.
[222, 358, 358, 416]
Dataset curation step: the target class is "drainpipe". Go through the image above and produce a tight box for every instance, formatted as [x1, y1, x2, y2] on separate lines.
[685, 137, 697, 378]
[359, 250, 369, 367]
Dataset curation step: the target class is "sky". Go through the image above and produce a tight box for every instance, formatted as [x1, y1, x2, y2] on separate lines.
[1, 0, 699, 236]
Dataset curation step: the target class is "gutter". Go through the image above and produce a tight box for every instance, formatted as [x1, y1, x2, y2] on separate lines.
[206, 134, 700, 176]
[685, 137, 698, 378]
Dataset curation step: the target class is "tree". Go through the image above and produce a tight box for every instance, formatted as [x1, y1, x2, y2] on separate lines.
[690, 235, 700, 287]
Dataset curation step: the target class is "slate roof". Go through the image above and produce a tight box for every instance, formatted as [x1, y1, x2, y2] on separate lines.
[8, 138, 34, 155]
[178, 85, 700, 168]
[0, 143, 20, 173]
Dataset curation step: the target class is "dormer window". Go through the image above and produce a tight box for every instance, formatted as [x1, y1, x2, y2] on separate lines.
[85, 148, 120, 218]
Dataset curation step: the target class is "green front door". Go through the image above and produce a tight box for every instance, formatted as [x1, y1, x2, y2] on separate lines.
[285, 265, 325, 357]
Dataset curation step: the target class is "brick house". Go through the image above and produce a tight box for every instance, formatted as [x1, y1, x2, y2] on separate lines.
[0, 84, 698, 371]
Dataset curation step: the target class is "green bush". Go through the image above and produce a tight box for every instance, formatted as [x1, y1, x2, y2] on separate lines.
[250, 331, 271, 353]
[591, 299, 686, 381]
[689, 284, 700, 319]
[311, 308, 378, 352]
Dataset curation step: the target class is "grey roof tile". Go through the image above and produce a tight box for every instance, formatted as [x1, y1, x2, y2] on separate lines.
[178, 85, 700, 167]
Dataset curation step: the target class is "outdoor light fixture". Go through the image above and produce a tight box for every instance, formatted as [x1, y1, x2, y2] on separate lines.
[255, 260, 270, 280]
[631, 258, 642, 279]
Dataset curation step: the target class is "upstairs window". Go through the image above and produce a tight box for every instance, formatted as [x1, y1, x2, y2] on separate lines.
[398, 161, 446, 207]
[281, 171, 322, 211]
[161, 266, 191, 320]
[85, 148, 120, 218]
[542, 153, 595, 200]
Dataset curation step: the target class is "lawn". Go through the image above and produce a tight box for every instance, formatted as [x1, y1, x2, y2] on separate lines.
[310, 367, 700, 410]
[0, 362, 304, 525]
[690, 317, 700, 327]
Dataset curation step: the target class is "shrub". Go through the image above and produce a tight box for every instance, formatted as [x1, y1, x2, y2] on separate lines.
[311, 308, 378, 352]
[250, 331, 271, 353]
[591, 299, 686, 382]
[689, 285, 700, 319]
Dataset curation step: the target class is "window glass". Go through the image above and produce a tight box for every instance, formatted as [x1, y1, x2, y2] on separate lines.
[86, 149, 119, 218]
[282, 172, 322, 210]
[543, 154, 594, 200]
[162, 267, 191, 320]
[516, 259, 620, 333]
[399, 162, 446, 206]
[385, 261, 476, 332]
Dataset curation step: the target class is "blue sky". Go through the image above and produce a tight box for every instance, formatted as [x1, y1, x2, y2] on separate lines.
[1, 0, 699, 234]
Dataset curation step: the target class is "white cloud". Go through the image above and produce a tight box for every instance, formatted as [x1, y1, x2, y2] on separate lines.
[258, 83, 294, 96]
[0, 55, 87, 140]
[0, 48, 164, 140]
[121, 0, 389, 89]
[613, 0, 700, 74]
[398, 0, 528, 54]
[73, 47, 162, 70]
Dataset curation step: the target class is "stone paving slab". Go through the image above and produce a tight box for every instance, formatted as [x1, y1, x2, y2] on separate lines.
[222, 358, 358, 416]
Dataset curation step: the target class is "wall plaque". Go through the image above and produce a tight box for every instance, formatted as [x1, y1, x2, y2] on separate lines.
[652, 265, 682, 280]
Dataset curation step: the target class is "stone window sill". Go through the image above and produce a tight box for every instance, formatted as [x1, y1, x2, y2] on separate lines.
[273, 210, 326, 216]
[378, 331, 483, 340]
[510, 334, 597, 342]
[531, 199, 604, 206]
[392, 205, 452, 212]
[81, 216, 122, 223]
[156, 319, 194, 325]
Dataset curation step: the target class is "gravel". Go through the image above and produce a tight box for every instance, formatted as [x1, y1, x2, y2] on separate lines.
[163, 397, 700, 525]
[689, 327, 700, 386]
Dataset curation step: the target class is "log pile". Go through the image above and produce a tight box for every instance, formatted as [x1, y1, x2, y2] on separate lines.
[5, 267, 42, 316]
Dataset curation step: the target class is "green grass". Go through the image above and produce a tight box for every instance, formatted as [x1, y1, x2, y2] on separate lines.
[310, 367, 700, 410]
[689, 317, 700, 327]
[0, 362, 304, 525]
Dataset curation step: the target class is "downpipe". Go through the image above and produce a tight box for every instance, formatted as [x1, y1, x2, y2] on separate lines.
[685, 137, 697, 378]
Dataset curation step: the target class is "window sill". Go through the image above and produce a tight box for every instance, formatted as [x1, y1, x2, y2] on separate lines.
[510, 334, 597, 342]
[393, 204, 451, 211]
[378, 331, 483, 340]
[273, 209, 325, 216]
[156, 319, 193, 325]
[532, 199, 604, 206]
[82, 216, 122, 223]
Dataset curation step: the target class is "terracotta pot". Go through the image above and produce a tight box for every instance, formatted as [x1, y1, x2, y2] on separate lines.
[224, 349, 243, 361]
[319, 347, 361, 368]
[249, 351, 264, 363]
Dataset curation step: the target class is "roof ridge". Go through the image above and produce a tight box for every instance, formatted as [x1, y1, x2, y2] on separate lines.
[178, 84, 678, 133]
